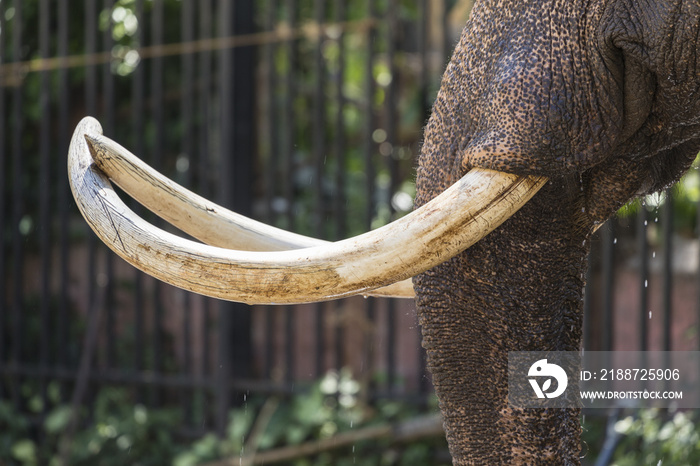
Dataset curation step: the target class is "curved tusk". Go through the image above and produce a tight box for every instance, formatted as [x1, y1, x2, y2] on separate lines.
[83, 131, 413, 298]
[69, 116, 547, 305]
[86, 133, 322, 251]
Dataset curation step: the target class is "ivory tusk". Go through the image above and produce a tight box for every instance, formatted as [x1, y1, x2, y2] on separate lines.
[83, 132, 414, 298]
[86, 133, 322, 251]
[68, 116, 547, 305]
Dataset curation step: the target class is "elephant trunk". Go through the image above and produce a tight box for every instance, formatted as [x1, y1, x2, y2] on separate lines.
[414, 179, 591, 465]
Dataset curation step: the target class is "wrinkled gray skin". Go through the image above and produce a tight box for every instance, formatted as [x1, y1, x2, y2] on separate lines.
[413, 0, 700, 464]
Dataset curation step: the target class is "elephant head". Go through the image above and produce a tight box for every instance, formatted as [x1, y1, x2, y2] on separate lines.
[68, 0, 700, 464]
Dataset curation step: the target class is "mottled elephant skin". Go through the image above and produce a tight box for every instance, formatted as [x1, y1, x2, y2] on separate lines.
[413, 0, 700, 464]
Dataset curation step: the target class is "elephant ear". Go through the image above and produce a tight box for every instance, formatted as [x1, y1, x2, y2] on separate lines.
[449, 2, 634, 180]
[459, 53, 622, 179]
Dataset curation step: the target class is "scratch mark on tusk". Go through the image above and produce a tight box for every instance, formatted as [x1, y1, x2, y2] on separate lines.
[97, 194, 126, 252]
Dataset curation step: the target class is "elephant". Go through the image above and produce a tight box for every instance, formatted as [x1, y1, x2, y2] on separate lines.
[68, 0, 700, 464]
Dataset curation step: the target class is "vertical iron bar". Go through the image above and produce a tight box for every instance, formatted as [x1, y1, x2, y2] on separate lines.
[103, 0, 116, 370]
[216, 0, 235, 438]
[84, 0, 99, 412]
[39, 0, 52, 421]
[333, 0, 347, 243]
[312, 0, 326, 238]
[417, 0, 430, 121]
[57, 0, 71, 400]
[181, 0, 195, 428]
[216, 0, 234, 436]
[283, 0, 297, 384]
[264, 0, 277, 380]
[384, 0, 399, 393]
[364, 0, 376, 231]
[132, 0, 146, 404]
[416, 0, 430, 398]
[151, 0, 165, 406]
[10, 0, 25, 407]
[313, 0, 327, 378]
[583, 253, 593, 351]
[198, 4, 213, 200]
[441, 0, 450, 62]
[601, 221, 615, 351]
[333, 0, 347, 371]
[662, 190, 674, 351]
[0, 0, 6, 400]
[230, 0, 255, 384]
[638, 205, 649, 351]
[283, 0, 297, 233]
[697, 192, 700, 353]
[363, 0, 377, 387]
[198, 0, 214, 421]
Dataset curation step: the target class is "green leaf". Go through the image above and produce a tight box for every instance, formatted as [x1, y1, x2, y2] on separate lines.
[44, 405, 74, 434]
[11, 439, 37, 463]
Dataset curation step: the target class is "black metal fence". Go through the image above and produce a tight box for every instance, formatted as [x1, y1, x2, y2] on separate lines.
[0, 0, 459, 440]
[1, 0, 700, 457]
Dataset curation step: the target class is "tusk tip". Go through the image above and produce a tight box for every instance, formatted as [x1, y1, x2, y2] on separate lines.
[83, 133, 102, 156]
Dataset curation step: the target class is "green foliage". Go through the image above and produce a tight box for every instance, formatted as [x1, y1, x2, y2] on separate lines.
[67, 388, 183, 466]
[610, 409, 700, 466]
[1, 372, 445, 466]
[9, 378, 700, 465]
[0, 387, 182, 466]
[0, 401, 32, 463]
[175, 368, 447, 466]
[582, 409, 700, 465]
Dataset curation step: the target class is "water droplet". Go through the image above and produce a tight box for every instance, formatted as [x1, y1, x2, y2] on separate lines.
[653, 252, 656, 258]
[649, 311, 652, 319]
[645, 280, 648, 288]
[645, 220, 648, 226]
[614, 238, 617, 244]
[655, 217, 659, 223]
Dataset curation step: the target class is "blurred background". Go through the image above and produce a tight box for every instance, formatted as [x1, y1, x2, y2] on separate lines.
[2, 0, 700, 464]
